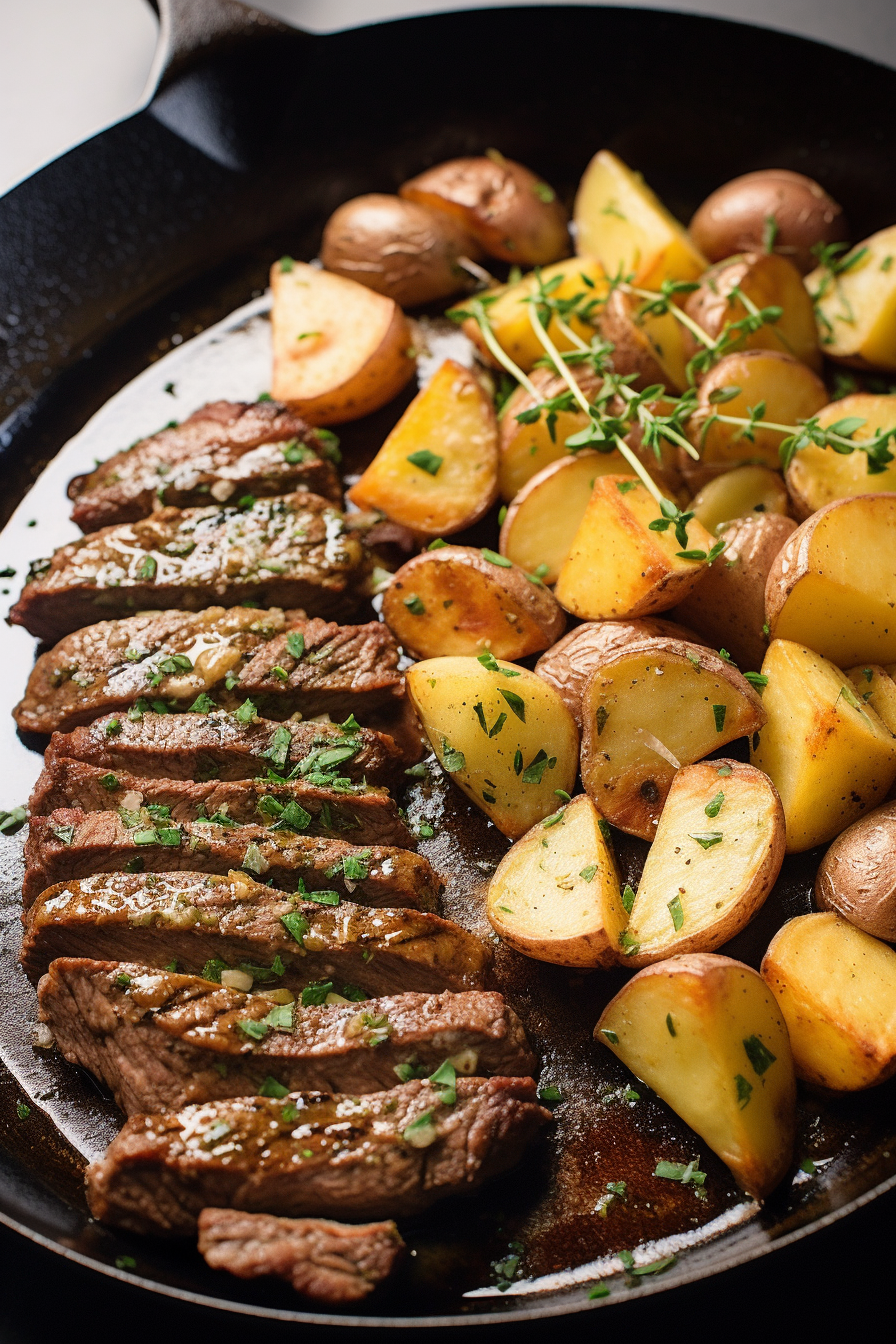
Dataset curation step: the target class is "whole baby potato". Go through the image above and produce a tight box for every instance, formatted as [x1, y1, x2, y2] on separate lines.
[320, 194, 478, 307]
[690, 169, 848, 275]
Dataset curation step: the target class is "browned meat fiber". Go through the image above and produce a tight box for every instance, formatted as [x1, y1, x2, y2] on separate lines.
[40, 711, 405, 786]
[68, 400, 342, 532]
[29, 761, 414, 849]
[21, 871, 492, 994]
[197, 1209, 404, 1303]
[39, 958, 536, 1114]
[85, 1077, 550, 1233]
[14, 608, 402, 735]
[11, 492, 374, 642]
[23, 810, 438, 909]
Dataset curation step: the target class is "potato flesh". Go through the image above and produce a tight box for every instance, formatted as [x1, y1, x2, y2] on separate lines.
[847, 664, 896, 734]
[690, 466, 790, 534]
[580, 641, 766, 840]
[499, 452, 611, 583]
[555, 477, 712, 620]
[487, 794, 625, 967]
[596, 954, 797, 1199]
[805, 225, 896, 370]
[750, 639, 896, 852]
[348, 359, 498, 535]
[762, 912, 896, 1090]
[406, 657, 579, 839]
[573, 150, 707, 289]
[624, 761, 783, 965]
[786, 394, 896, 518]
[497, 366, 608, 502]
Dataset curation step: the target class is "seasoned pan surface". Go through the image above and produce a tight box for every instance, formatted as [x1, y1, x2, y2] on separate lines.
[2, 1, 896, 1324]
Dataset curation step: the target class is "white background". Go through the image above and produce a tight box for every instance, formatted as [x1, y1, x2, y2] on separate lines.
[1, 0, 896, 199]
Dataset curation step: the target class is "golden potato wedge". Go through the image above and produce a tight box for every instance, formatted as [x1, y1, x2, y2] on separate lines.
[765, 494, 896, 666]
[621, 760, 785, 966]
[497, 365, 606, 501]
[270, 259, 415, 424]
[785, 394, 896, 519]
[815, 802, 896, 942]
[574, 149, 708, 289]
[673, 513, 797, 671]
[805, 225, 896, 370]
[487, 794, 625, 967]
[689, 465, 790, 534]
[749, 639, 896, 852]
[406, 657, 579, 839]
[580, 637, 767, 839]
[847, 664, 896, 734]
[597, 286, 689, 392]
[762, 913, 896, 1091]
[683, 350, 828, 487]
[499, 452, 617, 584]
[347, 359, 498, 536]
[382, 545, 565, 661]
[535, 617, 701, 724]
[555, 477, 715, 620]
[596, 952, 797, 1199]
[683, 252, 821, 374]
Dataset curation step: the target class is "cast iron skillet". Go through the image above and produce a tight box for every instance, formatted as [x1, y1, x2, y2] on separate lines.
[2, 0, 896, 1327]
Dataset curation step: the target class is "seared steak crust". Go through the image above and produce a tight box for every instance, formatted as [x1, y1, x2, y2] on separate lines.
[85, 1077, 550, 1233]
[68, 401, 341, 532]
[23, 810, 438, 909]
[22, 872, 491, 993]
[11, 492, 374, 642]
[39, 959, 535, 1113]
[197, 1209, 404, 1303]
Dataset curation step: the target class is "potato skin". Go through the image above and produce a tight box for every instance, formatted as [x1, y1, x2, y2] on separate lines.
[690, 169, 847, 275]
[815, 801, 896, 942]
[400, 155, 569, 265]
[320, 194, 479, 307]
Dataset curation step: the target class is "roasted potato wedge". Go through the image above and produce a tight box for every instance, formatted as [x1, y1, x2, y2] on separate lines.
[382, 545, 565, 661]
[555, 477, 715, 620]
[487, 794, 625, 967]
[348, 359, 498, 537]
[816, 801, 896, 942]
[805, 225, 896, 371]
[847, 664, 896, 734]
[765, 494, 896, 666]
[762, 913, 896, 1091]
[598, 286, 689, 392]
[574, 149, 708, 288]
[270, 259, 415, 424]
[750, 639, 896, 852]
[785, 394, 896, 519]
[690, 170, 847, 275]
[673, 513, 797, 671]
[683, 252, 821, 374]
[689, 465, 790, 534]
[497, 365, 605, 501]
[580, 638, 767, 839]
[596, 952, 797, 1199]
[400, 154, 570, 265]
[621, 760, 785, 966]
[499, 451, 621, 584]
[406, 657, 579, 839]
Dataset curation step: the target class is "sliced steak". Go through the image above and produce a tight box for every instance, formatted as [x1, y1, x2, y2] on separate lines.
[11, 492, 374, 642]
[41, 712, 405, 785]
[39, 958, 535, 1113]
[14, 610, 402, 736]
[29, 761, 414, 849]
[22, 871, 491, 993]
[85, 1077, 550, 1233]
[68, 401, 342, 532]
[197, 1209, 403, 1303]
[23, 810, 437, 909]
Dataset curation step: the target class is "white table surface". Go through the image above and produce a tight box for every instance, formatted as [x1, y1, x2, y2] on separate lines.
[1, 0, 896, 200]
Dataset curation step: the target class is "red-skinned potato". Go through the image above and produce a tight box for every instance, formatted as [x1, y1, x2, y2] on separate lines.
[690, 170, 848, 275]
[400, 154, 569, 265]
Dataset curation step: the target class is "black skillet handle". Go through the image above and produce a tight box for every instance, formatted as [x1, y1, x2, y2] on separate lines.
[143, 0, 297, 97]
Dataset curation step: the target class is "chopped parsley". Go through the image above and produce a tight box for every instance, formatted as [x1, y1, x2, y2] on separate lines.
[743, 1035, 776, 1075]
[668, 893, 684, 931]
[406, 449, 443, 475]
[712, 704, 727, 732]
[735, 1074, 753, 1109]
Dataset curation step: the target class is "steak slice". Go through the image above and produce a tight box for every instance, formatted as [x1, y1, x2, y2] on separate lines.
[22, 871, 491, 993]
[197, 1209, 404, 1303]
[29, 761, 414, 849]
[85, 1077, 550, 1233]
[39, 958, 535, 1114]
[41, 712, 405, 784]
[68, 401, 342, 532]
[14, 609, 402, 736]
[11, 492, 374, 642]
[23, 810, 438, 909]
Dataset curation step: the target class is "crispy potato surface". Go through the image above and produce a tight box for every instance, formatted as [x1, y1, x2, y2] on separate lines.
[689, 170, 847, 274]
[785, 394, 896, 519]
[805, 225, 896, 370]
[815, 801, 896, 942]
